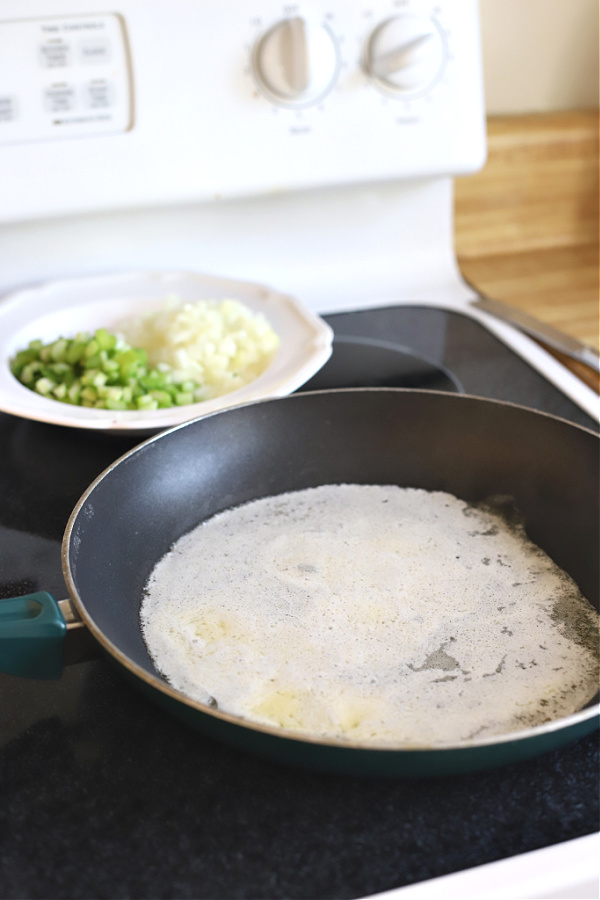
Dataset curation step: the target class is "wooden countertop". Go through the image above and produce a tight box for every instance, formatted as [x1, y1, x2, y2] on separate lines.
[454, 110, 599, 392]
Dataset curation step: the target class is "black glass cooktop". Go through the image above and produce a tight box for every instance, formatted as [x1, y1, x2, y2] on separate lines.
[0, 306, 598, 900]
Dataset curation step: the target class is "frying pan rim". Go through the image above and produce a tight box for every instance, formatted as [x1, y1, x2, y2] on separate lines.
[61, 387, 600, 754]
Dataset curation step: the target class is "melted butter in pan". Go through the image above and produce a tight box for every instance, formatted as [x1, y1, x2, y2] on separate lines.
[140, 485, 599, 747]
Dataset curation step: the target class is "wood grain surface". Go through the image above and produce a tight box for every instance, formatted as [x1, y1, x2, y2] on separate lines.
[454, 110, 599, 392]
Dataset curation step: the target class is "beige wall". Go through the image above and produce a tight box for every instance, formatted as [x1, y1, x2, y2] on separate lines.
[479, 0, 599, 114]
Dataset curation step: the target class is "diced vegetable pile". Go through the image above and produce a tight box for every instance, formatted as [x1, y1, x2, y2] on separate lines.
[9, 298, 281, 412]
[10, 329, 203, 410]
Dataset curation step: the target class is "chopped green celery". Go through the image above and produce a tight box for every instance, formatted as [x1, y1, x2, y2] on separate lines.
[94, 328, 117, 351]
[53, 383, 68, 400]
[68, 384, 81, 403]
[50, 338, 68, 362]
[139, 372, 167, 391]
[104, 398, 128, 410]
[150, 390, 173, 408]
[83, 354, 102, 370]
[48, 362, 71, 379]
[11, 347, 38, 370]
[92, 371, 108, 388]
[80, 386, 98, 403]
[35, 377, 55, 396]
[102, 358, 120, 375]
[19, 362, 42, 384]
[136, 395, 158, 410]
[103, 386, 124, 402]
[116, 347, 147, 370]
[174, 392, 195, 406]
[66, 341, 87, 364]
[10, 329, 203, 411]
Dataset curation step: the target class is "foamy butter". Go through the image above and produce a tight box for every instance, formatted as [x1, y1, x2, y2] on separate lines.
[139, 485, 599, 746]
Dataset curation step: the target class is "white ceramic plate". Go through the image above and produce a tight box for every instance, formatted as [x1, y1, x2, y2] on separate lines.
[0, 271, 333, 433]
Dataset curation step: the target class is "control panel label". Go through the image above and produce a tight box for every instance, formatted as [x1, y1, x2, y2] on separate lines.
[0, 13, 132, 145]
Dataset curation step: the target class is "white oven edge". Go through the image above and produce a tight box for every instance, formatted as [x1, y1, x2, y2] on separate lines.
[362, 832, 600, 900]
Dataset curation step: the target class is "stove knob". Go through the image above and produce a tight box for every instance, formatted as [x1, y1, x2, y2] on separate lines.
[365, 15, 446, 97]
[252, 17, 339, 107]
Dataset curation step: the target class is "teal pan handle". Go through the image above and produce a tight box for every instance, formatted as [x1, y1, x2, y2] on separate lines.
[0, 591, 67, 679]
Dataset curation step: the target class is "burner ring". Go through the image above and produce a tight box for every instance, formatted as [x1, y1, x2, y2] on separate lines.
[301, 334, 463, 393]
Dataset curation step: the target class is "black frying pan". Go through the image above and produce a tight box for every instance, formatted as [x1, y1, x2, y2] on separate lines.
[3, 389, 599, 776]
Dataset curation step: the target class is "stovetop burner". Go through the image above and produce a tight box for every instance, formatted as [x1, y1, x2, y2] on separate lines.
[315, 307, 596, 428]
[302, 334, 462, 394]
[0, 305, 598, 900]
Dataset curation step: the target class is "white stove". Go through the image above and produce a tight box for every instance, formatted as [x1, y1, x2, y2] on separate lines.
[0, 2, 598, 898]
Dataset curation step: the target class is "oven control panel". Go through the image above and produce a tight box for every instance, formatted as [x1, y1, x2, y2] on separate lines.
[0, 0, 486, 223]
[0, 14, 131, 144]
